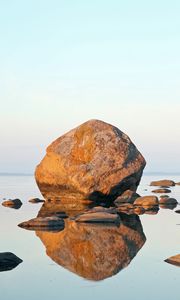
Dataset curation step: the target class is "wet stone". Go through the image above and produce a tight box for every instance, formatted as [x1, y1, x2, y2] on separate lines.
[18, 216, 65, 232]
[152, 188, 171, 194]
[2, 199, 22, 209]
[150, 180, 175, 187]
[159, 197, 178, 205]
[164, 254, 180, 267]
[28, 198, 45, 203]
[74, 211, 120, 224]
[134, 196, 159, 207]
[0, 252, 23, 272]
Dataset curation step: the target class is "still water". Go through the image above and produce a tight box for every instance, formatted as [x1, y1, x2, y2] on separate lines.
[0, 174, 179, 300]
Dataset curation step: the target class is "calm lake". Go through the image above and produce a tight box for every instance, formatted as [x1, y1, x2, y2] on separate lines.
[0, 174, 179, 300]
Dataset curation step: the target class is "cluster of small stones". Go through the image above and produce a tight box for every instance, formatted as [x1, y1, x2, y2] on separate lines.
[1, 179, 179, 227]
[1, 198, 44, 209]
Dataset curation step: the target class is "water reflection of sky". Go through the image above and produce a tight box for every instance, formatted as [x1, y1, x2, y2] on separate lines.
[0, 174, 179, 300]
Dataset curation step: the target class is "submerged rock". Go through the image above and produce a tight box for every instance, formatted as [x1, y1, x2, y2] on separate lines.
[0, 252, 22, 272]
[36, 214, 146, 281]
[152, 188, 171, 194]
[150, 180, 175, 187]
[164, 254, 180, 267]
[18, 216, 64, 232]
[35, 119, 146, 202]
[134, 196, 159, 207]
[28, 198, 45, 203]
[2, 199, 22, 209]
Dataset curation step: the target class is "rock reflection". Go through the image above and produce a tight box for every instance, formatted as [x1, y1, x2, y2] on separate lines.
[36, 203, 146, 281]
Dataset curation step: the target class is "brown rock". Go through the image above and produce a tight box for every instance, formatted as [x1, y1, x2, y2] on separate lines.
[164, 254, 180, 267]
[28, 198, 45, 203]
[160, 203, 177, 210]
[114, 190, 139, 204]
[0, 252, 23, 272]
[176, 182, 180, 186]
[133, 207, 145, 215]
[159, 197, 178, 205]
[115, 203, 134, 214]
[160, 195, 170, 199]
[74, 211, 120, 224]
[35, 120, 146, 201]
[18, 216, 64, 231]
[134, 196, 159, 207]
[152, 188, 171, 194]
[116, 203, 134, 209]
[2, 199, 22, 209]
[36, 214, 146, 280]
[84, 206, 117, 214]
[144, 207, 159, 215]
[150, 180, 175, 187]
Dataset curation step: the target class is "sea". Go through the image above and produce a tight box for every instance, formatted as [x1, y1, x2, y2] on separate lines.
[0, 173, 179, 300]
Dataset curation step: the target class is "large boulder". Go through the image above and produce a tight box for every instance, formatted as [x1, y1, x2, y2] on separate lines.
[35, 120, 146, 201]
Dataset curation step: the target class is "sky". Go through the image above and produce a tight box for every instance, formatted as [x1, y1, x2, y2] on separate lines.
[0, 0, 180, 173]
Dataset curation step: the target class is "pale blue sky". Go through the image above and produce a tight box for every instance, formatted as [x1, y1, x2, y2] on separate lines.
[0, 0, 180, 173]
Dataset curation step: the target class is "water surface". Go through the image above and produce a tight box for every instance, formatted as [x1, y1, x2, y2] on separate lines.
[0, 174, 179, 300]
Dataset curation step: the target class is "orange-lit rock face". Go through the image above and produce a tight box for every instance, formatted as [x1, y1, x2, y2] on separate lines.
[35, 120, 146, 201]
[36, 213, 146, 281]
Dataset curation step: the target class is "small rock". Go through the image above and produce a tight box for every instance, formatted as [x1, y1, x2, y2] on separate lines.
[114, 191, 139, 204]
[116, 203, 134, 209]
[144, 207, 159, 215]
[160, 203, 177, 210]
[150, 180, 175, 187]
[152, 188, 171, 194]
[160, 186, 170, 188]
[18, 216, 64, 231]
[116, 204, 134, 214]
[175, 182, 180, 185]
[134, 196, 159, 207]
[159, 197, 178, 205]
[2, 199, 22, 209]
[133, 207, 145, 215]
[74, 211, 120, 224]
[28, 198, 45, 203]
[160, 195, 170, 199]
[0, 252, 23, 272]
[85, 206, 117, 214]
[175, 209, 180, 214]
[164, 254, 180, 267]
